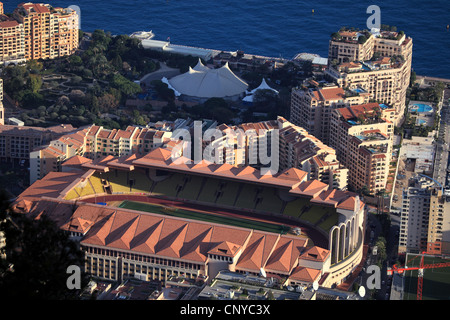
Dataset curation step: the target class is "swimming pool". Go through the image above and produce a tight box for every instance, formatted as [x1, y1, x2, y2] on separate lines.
[417, 119, 427, 125]
[410, 103, 433, 113]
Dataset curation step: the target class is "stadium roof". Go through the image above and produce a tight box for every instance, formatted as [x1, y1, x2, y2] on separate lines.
[20, 197, 315, 271]
[168, 61, 248, 99]
[15, 147, 363, 212]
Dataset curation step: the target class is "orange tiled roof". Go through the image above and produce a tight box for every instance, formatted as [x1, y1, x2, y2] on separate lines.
[264, 237, 306, 274]
[16, 171, 85, 202]
[300, 246, 330, 262]
[63, 155, 92, 166]
[236, 232, 280, 272]
[290, 266, 321, 283]
[290, 180, 329, 197]
[24, 198, 319, 272]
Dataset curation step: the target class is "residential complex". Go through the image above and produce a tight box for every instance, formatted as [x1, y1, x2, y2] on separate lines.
[0, 2, 79, 63]
[0, 17, 26, 65]
[329, 103, 394, 194]
[29, 117, 350, 191]
[0, 77, 3, 125]
[277, 117, 348, 190]
[325, 28, 413, 126]
[200, 117, 348, 190]
[29, 123, 175, 184]
[291, 28, 412, 147]
[0, 123, 76, 163]
[398, 175, 450, 255]
[290, 83, 370, 145]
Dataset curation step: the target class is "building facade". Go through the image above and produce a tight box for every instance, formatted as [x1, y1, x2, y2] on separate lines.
[329, 103, 394, 194]
[326, 28, 413, 126]
[290, 84, 370, 145]
[399, 175, 450, 255]
[29, 124, 174, 184]
[0, 18, 26, 65]
[0, 123, 75, 163]
[12, 2, 79, 61]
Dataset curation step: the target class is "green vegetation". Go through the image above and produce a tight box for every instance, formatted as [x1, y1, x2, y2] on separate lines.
[373, 236, 387, 268]
[409, 82, 445, 104]
[2, 25, 318, 129]
[0, 201, 88, 299]
[1, 30, 161, 129]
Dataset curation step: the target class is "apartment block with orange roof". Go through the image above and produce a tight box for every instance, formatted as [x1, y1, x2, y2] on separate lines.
[29, 125, 89, 183]
[278, 117, 348, 190]
[201, 119, 278, 167]
[29, 124, 175, 184]
[290, 84, 370, 145]
[0, 17, 26, 65]
[0, 123, 75, 162]
[326, 28, 413, 125]
[329, 103, 394, 194]
[12, 2, 79, 61]
[199, 117, 348, 189]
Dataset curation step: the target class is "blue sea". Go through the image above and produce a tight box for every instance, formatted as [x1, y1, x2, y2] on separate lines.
[4, 0, 450, 78]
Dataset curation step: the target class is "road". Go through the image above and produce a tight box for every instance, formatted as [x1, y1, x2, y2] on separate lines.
[433, 89, 450, 188]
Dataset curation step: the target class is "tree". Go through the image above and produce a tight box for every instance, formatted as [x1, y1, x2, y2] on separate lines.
[68, 55, 83, 67]
[98, 93, 119, 112]
[0, 203, 88, 299]
[374, 236, 387, 267]
[109, 73, 141, 96]
[152, 80, 175, 101]
[357, 185, 371, 197]
[27, 74, 42, 93]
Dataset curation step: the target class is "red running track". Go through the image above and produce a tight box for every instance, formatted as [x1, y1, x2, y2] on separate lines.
[81, 194, 329, 249]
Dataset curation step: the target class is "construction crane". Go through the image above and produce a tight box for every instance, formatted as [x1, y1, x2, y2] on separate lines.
[387, 252, 450, 300]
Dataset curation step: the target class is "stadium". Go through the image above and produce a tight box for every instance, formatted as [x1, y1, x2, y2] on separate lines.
[13, 147, 366, 288]
[400, 253, 450, 300]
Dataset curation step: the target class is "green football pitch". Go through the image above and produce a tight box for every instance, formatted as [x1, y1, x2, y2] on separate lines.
[403, 253, 450, 300]
[118, 200, 291, 235]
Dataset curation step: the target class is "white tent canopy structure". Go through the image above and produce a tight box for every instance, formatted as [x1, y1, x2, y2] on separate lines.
[161, 77, 181, 97]
[248, 78, 279, 95]
[243, 78, 279, 102]
[167, 60, 248, 100]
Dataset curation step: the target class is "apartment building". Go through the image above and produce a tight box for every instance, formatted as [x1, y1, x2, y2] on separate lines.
[0, 78, 3, 125]
[0, 123, 75, 163]
[201, 120, 278, 168]
[12, 2, 79, 60]
[201, 117, 348, 189]
[0, 17, 26, 65]
[277, 117, 348, 190]
[85, 125, 173, 159]
[329, 103, 393, 194]
[29, 126, 88, 183]
[326, 28, 413, 125]
[399, 175, 450, 255]
[30, 124, 174, 184]
[290, 83, 370, 144]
